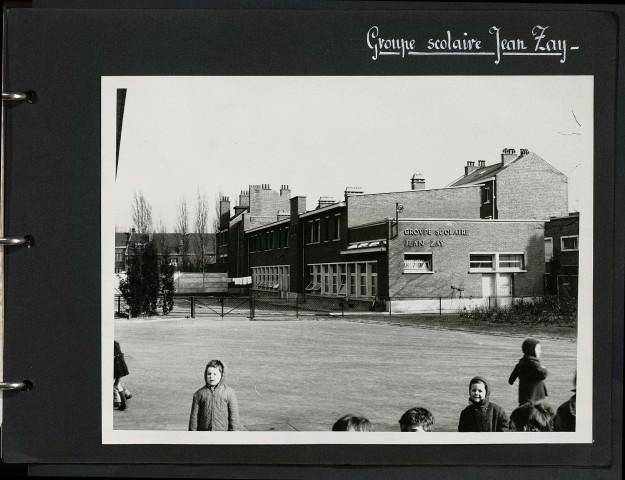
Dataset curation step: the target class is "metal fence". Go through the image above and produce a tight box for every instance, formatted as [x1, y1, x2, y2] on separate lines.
[114, 293, 556, 319]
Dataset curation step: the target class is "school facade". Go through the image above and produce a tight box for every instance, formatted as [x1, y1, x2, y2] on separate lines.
[217, 149, 571, 309]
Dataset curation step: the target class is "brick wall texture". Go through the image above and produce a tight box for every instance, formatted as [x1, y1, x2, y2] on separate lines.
[388, 219, 545, 298]
[496, 154, 568, 220]
[347, 186, 481, 228]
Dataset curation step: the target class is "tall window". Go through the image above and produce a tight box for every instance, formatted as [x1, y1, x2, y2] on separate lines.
[314, 219, 321, 243]
[283, 227, 289, 247]
[481, 186, 491, 205]
[544, 237, 553, 262]
[333, 214, 341, 240]
[324, 216, 330, 242]
[307, 262, 377, 298]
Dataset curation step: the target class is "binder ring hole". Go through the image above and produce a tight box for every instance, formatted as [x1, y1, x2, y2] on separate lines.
[24, 235, 35, 248]
[25, 91, 37, 104]
[21, 380, 34, 391]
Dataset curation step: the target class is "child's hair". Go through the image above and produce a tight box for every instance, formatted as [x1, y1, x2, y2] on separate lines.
[206, 359, 224, 374]
[332, 414, 372, 432]
[399, 407, 434, 432]
[521, 338, 540, 356]
[510, 400, 554, 432]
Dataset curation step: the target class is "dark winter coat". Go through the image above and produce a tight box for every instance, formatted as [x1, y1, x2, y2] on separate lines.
[458, 376, 510, 432]
[189, 362, 240, 431]
[508, 355, 548, 405]
[554, 394, 576, 432]
[113, 341, 129, 379]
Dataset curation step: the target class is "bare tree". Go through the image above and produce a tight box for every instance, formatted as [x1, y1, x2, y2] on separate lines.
[174, 197, 189, 270]
[131, 190, 153, 233]
[156, 217, 168, 254]
[195, 190, 211, 271]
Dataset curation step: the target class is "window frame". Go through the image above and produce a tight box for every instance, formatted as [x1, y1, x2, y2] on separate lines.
[403, 252, 434, 274]
[560, 235, 579, 252]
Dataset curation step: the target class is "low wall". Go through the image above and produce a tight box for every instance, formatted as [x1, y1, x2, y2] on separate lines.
[390, 296, 516, 314]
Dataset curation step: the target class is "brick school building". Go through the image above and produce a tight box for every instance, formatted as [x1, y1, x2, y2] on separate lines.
[217, 149, 571, 311]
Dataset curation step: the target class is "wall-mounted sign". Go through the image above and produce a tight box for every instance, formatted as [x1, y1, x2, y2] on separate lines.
[404, 239, 444, 247]
[404, 228, 468, 236]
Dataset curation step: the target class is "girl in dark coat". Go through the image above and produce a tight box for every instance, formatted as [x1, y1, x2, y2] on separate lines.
[508, 338, 548, 405]
[458, 376, 509, 432]
[114, 341, 131, 410]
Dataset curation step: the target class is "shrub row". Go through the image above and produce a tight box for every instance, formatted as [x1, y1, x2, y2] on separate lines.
[460, 295, 577, 327]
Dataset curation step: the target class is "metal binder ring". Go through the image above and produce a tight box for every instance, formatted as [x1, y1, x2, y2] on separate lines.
[0, 381, 31, 391]
[0, 235, 35, 247]
[2, 91, 37, 103]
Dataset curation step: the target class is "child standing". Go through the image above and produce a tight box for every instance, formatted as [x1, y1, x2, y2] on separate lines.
[189, 359, 240, 431]
[508, 338, 548, 405]
[113, 341, 132, 410]
[458, 376, 509, 432]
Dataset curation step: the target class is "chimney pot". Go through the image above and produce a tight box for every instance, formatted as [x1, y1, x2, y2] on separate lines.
[501, 148, 518, 166]
[410, 173, 426, 191]
[464, 162, 478, 176]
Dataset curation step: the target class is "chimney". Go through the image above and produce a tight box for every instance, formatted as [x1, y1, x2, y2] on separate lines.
[317, 196, 336, 209]
[290, 196, 307, 220]
[238, 190, 250, 208]
[464, 161, 478, 176]
[280, 185, 291, 197]
[519, 148, 530, 157]
[219, 196, 231, 230]
[410, 173, 425, 190]
[501, 148, 518, 166]
[478, 160, 486, 168]
[277, 210, 290, 221]
[344, 186, 365, 201]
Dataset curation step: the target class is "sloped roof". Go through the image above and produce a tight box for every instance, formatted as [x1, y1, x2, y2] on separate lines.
[448, 152, 561, 188]
[448, 162, 504, 187]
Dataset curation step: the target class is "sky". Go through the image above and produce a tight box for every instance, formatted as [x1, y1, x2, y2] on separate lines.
[110, 76, 592, 232]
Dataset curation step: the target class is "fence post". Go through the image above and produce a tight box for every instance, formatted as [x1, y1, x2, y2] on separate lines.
[296, 295, 299, 318]
[249, 295, 255, 319]
[117, 296, 121, 316]
[439, 297, 442, 316]
[389, 297, 392, 317]
[341, 299, 344, 317]
[221, 297, 224, 318]
[191, 296, 195, 318]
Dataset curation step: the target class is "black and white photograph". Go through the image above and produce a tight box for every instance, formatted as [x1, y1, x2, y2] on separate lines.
[101, 75, 591, 445]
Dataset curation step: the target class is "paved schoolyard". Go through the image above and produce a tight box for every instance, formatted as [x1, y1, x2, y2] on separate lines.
[113, 317, 577, 432]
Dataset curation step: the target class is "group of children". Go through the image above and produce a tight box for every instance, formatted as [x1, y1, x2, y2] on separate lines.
[117, 336, 576, 433]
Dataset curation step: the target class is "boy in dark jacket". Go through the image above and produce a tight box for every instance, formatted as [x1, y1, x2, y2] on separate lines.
[554, 373, 576, 432]
[458, 376, 509, 432]
[508, 338, 548, 405]
[189, 359, 240, 431]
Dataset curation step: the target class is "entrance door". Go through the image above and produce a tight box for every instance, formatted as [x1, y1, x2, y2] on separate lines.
[482, 274, 495, 303]
[481, 273, 513, 308]
[497, 273, 513, 308]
